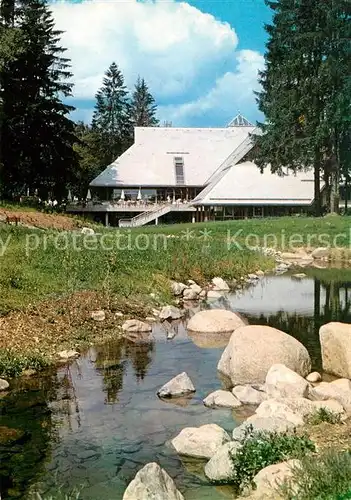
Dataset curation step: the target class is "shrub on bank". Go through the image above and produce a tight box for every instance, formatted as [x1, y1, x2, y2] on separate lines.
[279, 449, 351, 499]
[229, 427, 315, 492]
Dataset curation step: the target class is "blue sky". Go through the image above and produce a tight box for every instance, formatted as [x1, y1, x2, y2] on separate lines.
[51, 0, 272, 127]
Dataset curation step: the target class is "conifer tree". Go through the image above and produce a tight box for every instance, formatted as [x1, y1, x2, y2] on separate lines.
[254, 0, 350, 215]
[130, 76, 158, 127]
[92, 62, 132, 166]
[1, 0, 78, 199]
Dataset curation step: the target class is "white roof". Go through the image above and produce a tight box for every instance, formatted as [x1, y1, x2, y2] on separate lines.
[193, 161, 316, 206]
[90, 125, 255, 188]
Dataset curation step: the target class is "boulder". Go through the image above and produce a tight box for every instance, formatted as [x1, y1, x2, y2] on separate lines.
[190, 283, 202, 294]
[0, 379, 9, 391]
[171, 282, 187, 296]
[203, 390, 242, 409]
[207, 290, 223, 300]
[171, 424, 230, 459]
[232, 385, 267, 405]
[319, 322, 351, 378]
[58, 350, 79, 360]
[91, 310, 105, 321]
[217, 326, 311, 387]
[122, 319, 152, 333]
[253, 460, 301, 492]
[122, 462, 184, 500]
[81, 227, 95, 235]
[159, 305, 184, 321]
[187, 309, 246, 334]
[292, 273, 307, 280]
[256, 396, 346, 423]
[204, 442, 242, 482]
[183, 288, 199, 301]
[330, 378, 351, 391]
[265, 364, 310, 398]
[255, 399, 305, 427]
[311, 247, 330, 259]
[309, 382, 351, 412]
[233, 415, 296, 442]
[306, 371, 322, 383]
[157, 372, 195, 398]
[212, 277, 230, 291]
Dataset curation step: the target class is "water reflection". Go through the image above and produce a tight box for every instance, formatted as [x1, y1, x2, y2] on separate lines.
[2, 271, 351, 499]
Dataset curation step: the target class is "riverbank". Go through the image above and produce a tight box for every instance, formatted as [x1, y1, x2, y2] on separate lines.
[1, 215, 351, 378]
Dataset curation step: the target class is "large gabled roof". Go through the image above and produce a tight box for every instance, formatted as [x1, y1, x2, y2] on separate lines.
[193, 161, 317, 206]
[89, 123, 255, 188]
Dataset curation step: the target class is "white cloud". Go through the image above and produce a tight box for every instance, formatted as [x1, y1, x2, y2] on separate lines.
[159, 50, 264, 125]
[50, 0, 263, 125]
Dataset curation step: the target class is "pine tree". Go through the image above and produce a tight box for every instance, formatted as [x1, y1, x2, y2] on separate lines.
[92, 62, 132, 166]
[1, 0, 78, 199]
[253, 0, 350, 215]
[71, 121, 103, 199]
[130, 76, 158, 127]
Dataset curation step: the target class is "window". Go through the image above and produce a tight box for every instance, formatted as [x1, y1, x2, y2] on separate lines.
[174, 156, 185, 185]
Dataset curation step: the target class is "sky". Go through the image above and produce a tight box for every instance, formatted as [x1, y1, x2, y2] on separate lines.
[50, 0, 272, 127]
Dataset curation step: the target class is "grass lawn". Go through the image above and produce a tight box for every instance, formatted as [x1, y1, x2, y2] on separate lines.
[0, 214, 350, 376]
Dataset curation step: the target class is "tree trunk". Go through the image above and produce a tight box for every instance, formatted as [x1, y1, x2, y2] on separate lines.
[330, 154, 340, 214]
[314, 160, 321, 217]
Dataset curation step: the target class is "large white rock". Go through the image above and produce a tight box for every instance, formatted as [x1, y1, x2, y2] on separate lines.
[256, 396, 346, 424]
[232, 385, 267, 405]
[265, 364, 310, 398]
[217, 326, 311, 387]
[319, 322, 351, 378]
[171, 282, 187, 296]
[311, 247, 330, 259]
[306, 371, 322, 383]
[183, 288, 199, 301]
[187, 309, 246, 333]
[0, 378, 9, 391]
[157, 372, 195, 398]
[309, 381, 351, 412]
[123, 462, 184, 500]
[330, 378, 351, 391]
[254, 460, 301, 491]
[203, 390, 242, 409]
[159, 305, 184, 321]
[58, 350, 80, 360]
[171, 424, 230, 459]
[232, 415, 296, 442]
[255, 400, 305, 426]
[212, 277, 230, 291]
[204, 441, 242, 482]
[122, 319, 152, 333]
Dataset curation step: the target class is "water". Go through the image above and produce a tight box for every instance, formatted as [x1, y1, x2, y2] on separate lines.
[1, 270, 351, 499]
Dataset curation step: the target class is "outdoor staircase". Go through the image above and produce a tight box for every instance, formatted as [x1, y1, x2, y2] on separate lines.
[118, 204, 173, 227]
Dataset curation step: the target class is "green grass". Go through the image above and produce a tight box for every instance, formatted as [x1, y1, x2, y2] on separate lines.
[227, 428, 315, 492]
[280, 449, 351, 499]
[306, 408, 342, 426]
[0, 224, 273, 315]
[134, 215, 351, 250]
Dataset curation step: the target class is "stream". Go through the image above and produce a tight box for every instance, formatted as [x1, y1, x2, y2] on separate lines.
[1, 269, 351, 499]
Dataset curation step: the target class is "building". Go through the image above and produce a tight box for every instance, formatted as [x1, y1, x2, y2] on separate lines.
[67, 114, 318, 226]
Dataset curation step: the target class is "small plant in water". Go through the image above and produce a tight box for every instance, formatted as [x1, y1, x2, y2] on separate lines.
[306, 407, 341, 425]
[228, 426, 315, 492]
[29, 484, 85, 500]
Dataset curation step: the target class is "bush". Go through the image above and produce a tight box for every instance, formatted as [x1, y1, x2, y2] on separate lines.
[280, 449, 351, 499]
[229, 427, 315, 492]
[0, 349, 49, 378]
[306, 407, 341, 425]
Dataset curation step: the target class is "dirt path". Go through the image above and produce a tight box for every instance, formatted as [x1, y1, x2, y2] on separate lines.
[0, 208, 82, 231]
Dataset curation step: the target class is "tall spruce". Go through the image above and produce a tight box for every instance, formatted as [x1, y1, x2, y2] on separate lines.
[92, 62, 132, 166]
[254, 0, 350, 215]
[1, 0, 78, 199]
[130, 76, 158, 127]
